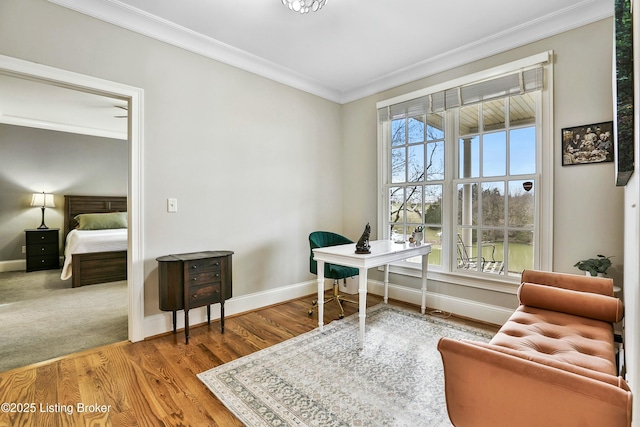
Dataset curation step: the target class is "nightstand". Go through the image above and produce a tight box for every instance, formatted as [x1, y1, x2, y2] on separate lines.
[25, 229, 60, 272]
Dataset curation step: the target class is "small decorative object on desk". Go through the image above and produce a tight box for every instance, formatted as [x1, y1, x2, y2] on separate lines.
[574, 254, 613, 277]
[355, 222, 371, 254]
[409, 226, 424, 245]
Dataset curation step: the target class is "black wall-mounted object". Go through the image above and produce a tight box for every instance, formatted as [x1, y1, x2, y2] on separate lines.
[613, 0, 634, 186]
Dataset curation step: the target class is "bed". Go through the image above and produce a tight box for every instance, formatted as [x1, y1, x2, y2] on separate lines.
[61, 195, 128, 287]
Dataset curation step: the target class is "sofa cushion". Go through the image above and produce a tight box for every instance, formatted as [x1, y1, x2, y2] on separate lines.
[490, 306, 617, 376]
[521, 269, 614, 295]
[518, 282, 624, 323]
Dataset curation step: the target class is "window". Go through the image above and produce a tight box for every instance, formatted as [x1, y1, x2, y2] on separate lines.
[389, 111, 446, 266]
[455, 94, 537, 277]
[377, 53, 552, 283]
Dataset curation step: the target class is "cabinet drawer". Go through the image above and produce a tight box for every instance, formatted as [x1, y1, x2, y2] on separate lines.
[26, 242, 57, 256]
[186, 269, 222, 285]
[188, 282, 222, 306]
[185, 257, 223, 273]
[27, 255, 59, 271]
[26, 231, 58, 245]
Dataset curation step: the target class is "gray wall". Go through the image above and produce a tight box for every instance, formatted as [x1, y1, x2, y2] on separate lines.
[0, 1, 625, 318]
[0, 124, 127, 262]
[0, 0, 344, 317]
[342, 18, 625, 310]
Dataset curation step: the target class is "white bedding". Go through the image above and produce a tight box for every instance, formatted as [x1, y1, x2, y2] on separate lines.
[61, 228, 128, 280]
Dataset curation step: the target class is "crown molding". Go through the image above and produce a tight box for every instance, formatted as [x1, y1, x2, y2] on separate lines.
[47, 0, 342, 102]
[340, 0, 613, 103]
[48, 0, 612, 105]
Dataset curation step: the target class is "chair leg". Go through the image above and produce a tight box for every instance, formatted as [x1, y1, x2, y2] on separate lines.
[332, 281, 346, 319]
[309, 279, 357, 319]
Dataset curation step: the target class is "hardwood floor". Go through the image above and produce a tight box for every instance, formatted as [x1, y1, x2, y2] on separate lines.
[0, 293, 498, 426]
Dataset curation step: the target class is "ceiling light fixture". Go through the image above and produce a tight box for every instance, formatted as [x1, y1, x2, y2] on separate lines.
[282, 0, 327, 14]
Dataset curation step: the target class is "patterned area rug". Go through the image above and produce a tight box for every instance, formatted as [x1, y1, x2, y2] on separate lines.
[198, 303, 493, 426]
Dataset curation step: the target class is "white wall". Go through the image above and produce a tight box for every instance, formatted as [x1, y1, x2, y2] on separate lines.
[0, 0, 344, 324]
[343, 18, 625, 315]
[624, 0, 639, 424]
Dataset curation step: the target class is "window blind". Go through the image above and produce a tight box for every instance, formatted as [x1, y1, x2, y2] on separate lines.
[378, 66, 543, 123]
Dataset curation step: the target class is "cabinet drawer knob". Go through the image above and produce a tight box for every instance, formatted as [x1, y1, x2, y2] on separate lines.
[40, 236, 45, 240]
[41, 247, 45, 251]
[192, 277, 197, 281]
[192, 265, 197, 269]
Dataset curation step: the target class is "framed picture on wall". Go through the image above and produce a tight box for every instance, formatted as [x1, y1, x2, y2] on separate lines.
[561, 121, 614, 166]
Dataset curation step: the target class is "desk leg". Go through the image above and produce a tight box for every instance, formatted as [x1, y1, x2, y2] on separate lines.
[358, 268, 368, 348]
[421, 253, 429, 314]
[383, 264, 390, 304]
[317, 260, 325, 331]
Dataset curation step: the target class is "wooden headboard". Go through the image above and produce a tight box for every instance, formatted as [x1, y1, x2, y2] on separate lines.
[63, 195, 128, 237]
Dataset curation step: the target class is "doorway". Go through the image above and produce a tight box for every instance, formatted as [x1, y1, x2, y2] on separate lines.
[0, 54, 144, 343]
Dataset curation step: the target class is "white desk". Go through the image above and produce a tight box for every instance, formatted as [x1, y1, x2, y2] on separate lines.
[312, 240, 431, 347]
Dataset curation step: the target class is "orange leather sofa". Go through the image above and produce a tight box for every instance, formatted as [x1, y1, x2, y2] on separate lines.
[438, 270, 632, 427]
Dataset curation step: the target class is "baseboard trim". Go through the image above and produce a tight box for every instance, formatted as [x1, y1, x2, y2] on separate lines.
[143, 277, 511, 338]
[0, 260, 26, 272]
[366, 280, 513, 326]
[144, 279, 335, 338]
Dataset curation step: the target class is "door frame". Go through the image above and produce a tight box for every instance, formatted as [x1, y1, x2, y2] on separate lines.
[0, 54, 145, 342]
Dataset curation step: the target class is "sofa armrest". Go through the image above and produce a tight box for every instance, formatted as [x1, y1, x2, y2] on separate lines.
[437, 337, 632, 427]
[521, 269, 614, 295]
[518, 282, 624, 323]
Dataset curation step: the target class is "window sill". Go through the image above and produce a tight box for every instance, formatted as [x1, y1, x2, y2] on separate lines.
[379, 262, 520, 295]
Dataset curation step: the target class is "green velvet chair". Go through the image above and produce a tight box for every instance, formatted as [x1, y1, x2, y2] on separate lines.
[308, 231, 359, 319]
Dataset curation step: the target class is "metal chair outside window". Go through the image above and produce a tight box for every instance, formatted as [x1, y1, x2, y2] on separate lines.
[457, 234, 504, 274]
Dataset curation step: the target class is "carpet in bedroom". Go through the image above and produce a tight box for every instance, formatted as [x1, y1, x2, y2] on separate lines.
[0, 269, 127, 372]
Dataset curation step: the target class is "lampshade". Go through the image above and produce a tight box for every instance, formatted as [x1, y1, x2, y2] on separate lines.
[31, 192, 55, 208]
[282, 0, 327, 14]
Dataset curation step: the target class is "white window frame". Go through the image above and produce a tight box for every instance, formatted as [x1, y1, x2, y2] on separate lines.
[376, 52, 554, 292]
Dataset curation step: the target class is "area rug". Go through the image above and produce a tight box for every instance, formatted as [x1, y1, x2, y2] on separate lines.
[198, 303, 494, 427]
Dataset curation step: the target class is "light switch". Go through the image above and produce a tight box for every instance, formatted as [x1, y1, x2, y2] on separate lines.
[167, 198, 178, 213]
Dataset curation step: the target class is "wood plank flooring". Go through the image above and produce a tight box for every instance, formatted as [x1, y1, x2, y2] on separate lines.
[0, 293, 498, 427]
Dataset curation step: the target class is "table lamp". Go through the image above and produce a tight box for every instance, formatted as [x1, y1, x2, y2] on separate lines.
[31, 192, 55, 229]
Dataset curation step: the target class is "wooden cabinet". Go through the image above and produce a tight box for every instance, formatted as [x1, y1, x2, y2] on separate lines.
[25, 229, 60, 272]
[157, 251, 233, 343]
